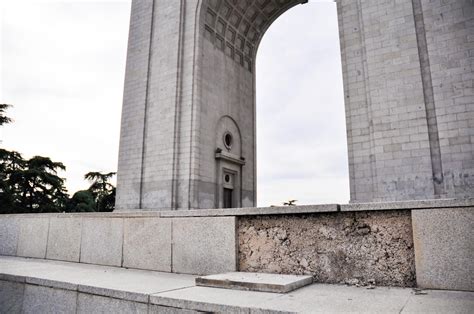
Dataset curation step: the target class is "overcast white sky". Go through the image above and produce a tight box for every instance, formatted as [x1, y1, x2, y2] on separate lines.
[1, 0, 349, 206]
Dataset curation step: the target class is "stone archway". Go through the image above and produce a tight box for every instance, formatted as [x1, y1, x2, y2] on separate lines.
[115, 0, 474, 211]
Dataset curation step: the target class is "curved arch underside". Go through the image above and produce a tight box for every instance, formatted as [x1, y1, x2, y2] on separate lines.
[203, 0, 306, 72]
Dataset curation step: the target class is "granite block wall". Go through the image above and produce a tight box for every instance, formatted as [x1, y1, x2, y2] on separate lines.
[116, 0, 474, 208]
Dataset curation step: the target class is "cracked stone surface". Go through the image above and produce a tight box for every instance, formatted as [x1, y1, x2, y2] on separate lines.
[238, 211, 415, 287]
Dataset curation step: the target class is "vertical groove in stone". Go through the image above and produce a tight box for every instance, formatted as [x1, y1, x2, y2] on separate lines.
[139, 0, 156, 209]
[356, 0, 378, 200]
[171, 0, 187, 210]
[187, 1, 203, 210]
[412, 0, 444, 196]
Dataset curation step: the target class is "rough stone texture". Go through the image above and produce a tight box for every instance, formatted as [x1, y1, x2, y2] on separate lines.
[116, 0, 474, 209]
[123, 218, 172, 272]
[0, 280, 24, 313]
[0, 217, 19, 256]
[46, 217, 82, 262]
[16, 217, 49, 259]
[80, 218, 123, 267]
[76, 293, 147, 314]
[412, 207, 474, 291]
[239, 211, 416, 287]
[22, 284, 77, 314]
[172, 217, 237, 275]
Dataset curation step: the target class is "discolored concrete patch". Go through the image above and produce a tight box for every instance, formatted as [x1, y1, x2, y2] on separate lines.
[238, 211, 415, 287]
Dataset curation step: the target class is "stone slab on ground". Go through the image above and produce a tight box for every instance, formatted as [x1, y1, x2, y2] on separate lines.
[1, 256, 473, 313]
[196, 272, 313, 293]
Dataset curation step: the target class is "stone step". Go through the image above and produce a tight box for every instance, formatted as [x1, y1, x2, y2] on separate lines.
[196, 272, 313, 293]
[1, 256, 473, 313]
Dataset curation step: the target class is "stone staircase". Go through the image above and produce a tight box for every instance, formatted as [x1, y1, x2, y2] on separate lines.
[2, 256, 473, 313]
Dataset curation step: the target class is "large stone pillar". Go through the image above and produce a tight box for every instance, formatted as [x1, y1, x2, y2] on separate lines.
[116, 0, 474, 210]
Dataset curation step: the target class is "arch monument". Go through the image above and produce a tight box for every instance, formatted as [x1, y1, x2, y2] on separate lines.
[116, 0, 474, 210]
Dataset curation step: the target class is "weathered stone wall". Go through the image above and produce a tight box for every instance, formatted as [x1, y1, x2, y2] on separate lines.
[239, 211, 416, 287]
[337, 0, 474, 202]
[419, 0, 474, 198]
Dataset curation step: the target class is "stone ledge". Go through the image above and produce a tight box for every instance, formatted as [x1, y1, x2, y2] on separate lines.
[0, 211, 164, 219]
[1, 199, 472, 220]
[341, 198, 474, 212]
[159, 204, 339, 217]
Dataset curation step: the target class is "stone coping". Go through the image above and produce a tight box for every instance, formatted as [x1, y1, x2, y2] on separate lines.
[158, 204, 338, 217]
[340, 198, 474, 212]
[1, 198, 472, 218]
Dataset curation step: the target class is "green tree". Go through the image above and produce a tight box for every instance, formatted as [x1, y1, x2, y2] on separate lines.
[85, 171, 116, 212]
[67, 190, 96, 212]
[0, 104, 12, 126]
[9, 156, 69, 213]
[0, 104, 70, 214]
[0, 149, 26, 214]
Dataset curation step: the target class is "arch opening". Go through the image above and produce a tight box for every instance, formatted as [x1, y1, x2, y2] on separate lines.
[255, 1, 349, 206]
[200, 0, 349, 207]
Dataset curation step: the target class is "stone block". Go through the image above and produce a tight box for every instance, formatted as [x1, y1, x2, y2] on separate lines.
[123, 218, 172, 272]
[149, 305, 200, 313]
[0, 217, 19, 256]
[412, 208, 474, 291]
[196, 272, 313, 293]
[172, 217, 237, 275]
[22, 284, 77, 314]
[0, 280, 24, 313]
[80, 218, 123, 267]
[76, 292, 148, 314]
[46, 217, 82, 262]
[77, 285, 148, 303]
[17, 218, 49, 259]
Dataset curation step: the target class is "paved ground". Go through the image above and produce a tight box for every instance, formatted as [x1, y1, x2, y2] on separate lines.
[0, 256, 473, 313]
